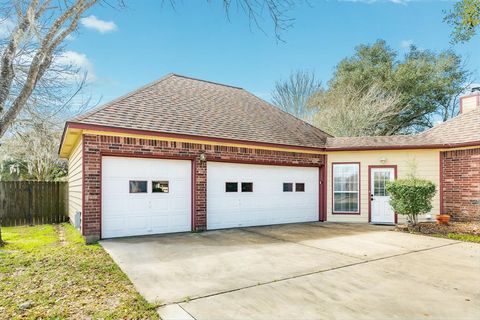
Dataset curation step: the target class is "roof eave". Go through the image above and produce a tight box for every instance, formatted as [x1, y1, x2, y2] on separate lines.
[326, 141, 480, 151]
[65, 121, 328, 153]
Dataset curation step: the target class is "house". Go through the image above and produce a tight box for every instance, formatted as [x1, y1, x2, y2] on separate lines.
[59, 74, 480, 243]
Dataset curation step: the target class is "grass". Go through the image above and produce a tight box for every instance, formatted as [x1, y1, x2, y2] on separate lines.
[447, 233, 480, 243]
[0, 224, 159, 319]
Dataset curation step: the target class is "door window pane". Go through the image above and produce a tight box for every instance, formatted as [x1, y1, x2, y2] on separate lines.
[226, 182, 238, 192]
[129, 181, 147, 193]
[373, 171, 390, 196]
[152, 181, 169, 193]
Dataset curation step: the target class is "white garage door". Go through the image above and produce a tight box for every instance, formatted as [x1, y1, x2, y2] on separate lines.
[101, 157, 191, 238]
[207, 162, 319, 229]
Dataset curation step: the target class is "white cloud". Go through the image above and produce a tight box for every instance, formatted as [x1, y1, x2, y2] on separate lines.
[400, 39, 414, 49]
[0, 18, 14, 38]
[80, 15, 117, 34]
[56, 51, 96, 83]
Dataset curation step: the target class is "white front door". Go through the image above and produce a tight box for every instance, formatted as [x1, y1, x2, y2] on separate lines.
[207, 162, 319, 230]
[101, 156, 191, 238]
[370, 167, 395, 224]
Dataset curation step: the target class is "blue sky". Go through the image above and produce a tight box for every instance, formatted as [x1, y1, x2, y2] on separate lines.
[65, 0, 479, 105]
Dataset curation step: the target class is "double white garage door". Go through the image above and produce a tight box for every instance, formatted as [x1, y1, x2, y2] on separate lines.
[101, 157, 319, 238]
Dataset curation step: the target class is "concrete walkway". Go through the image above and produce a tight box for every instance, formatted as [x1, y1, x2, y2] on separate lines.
[101, 223, 480, 319]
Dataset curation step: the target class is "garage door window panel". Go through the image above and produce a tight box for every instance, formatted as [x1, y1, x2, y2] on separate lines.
[226, 182, 238, 192]
[241, 182, 253, 192]
[152, 181, 169, 193]
[283, 183, 293, 192]
[295, 183, 305, 192]
[333, 163, 360, 213]
[129, 180, 147, 193]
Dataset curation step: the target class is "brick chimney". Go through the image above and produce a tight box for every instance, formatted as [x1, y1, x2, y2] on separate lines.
[460, 86, 480, 114]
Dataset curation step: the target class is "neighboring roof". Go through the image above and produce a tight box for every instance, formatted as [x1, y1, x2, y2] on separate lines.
[325, 135, 437, 150]
[326, 108, 480, 150]
[69, 73, 331, 149]
[418, 108, 480, 145]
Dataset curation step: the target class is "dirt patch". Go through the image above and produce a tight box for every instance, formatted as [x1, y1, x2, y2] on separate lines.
[396, 221, 480, 236]
[53, 224, 67, 246]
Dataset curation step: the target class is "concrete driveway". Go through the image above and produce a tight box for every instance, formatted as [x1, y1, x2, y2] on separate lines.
[101, 223, 480, 320]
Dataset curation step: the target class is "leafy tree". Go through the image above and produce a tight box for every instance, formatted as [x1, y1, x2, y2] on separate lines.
[445, 0, 480, 43]
[386, 178, 436, 226]
[318, 40, 469, 134]
[271, 70, 321, 119]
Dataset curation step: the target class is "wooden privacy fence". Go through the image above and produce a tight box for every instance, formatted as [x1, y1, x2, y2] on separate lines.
[0, 181, 68, 227]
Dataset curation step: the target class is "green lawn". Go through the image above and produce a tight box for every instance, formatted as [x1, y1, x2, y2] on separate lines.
[0, 224, 159, 319]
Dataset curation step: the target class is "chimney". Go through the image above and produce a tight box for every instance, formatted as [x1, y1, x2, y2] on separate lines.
[460, 86, 480, 114]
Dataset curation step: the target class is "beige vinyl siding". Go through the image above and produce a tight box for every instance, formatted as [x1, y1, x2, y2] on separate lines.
[68, 138, 83, 226]
[326, 149, 441, 223]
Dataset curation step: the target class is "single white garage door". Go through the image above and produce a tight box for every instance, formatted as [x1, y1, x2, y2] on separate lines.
[101, 157, 191, 238]
[207, 162, 319, 229]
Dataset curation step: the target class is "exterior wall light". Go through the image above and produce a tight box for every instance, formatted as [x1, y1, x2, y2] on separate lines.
[199, 152, 207, 162]
[379, 157, 387, 164]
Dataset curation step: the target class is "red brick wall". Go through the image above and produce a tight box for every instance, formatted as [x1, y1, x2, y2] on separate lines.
[441, 148, 480, 221]
[81, 134, 326, 240]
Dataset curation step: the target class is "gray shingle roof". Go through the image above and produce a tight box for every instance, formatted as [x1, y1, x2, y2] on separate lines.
[326, 108, 480, 149]
[71, 74, 331, 149]
[418, 108, 480, 145]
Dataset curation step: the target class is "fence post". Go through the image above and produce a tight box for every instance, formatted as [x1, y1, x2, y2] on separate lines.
[28, 182, 33, 226]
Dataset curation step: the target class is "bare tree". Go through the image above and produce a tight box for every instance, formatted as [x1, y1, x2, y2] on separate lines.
[0, 0, 299, 139]
[308, 83, 405, 137]
[271, 70, 321, 119]
[220, 0, 296, 40]
[0, 116, 67, 181]
[0, 0, 101, 138]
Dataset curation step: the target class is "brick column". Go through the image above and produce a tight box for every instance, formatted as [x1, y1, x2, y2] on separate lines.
[82, 135, 102, 243]
[194, 157, 207, 230]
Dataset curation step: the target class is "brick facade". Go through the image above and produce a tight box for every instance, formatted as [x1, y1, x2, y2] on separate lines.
[441, 148, 480, 221]
[82, 134, 326, 241]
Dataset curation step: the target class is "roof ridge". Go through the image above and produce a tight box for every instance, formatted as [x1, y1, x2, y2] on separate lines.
[170, 73, 244, 90]
[328, 134, 411, 140]
[246, 92, 334, 139]
[71, 73, 177, 122]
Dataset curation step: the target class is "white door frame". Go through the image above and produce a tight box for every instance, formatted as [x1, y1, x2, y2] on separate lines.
[369, 165, 397, 224]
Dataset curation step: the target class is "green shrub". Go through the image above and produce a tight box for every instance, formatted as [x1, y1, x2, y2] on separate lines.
[386, 178, 436, 226]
